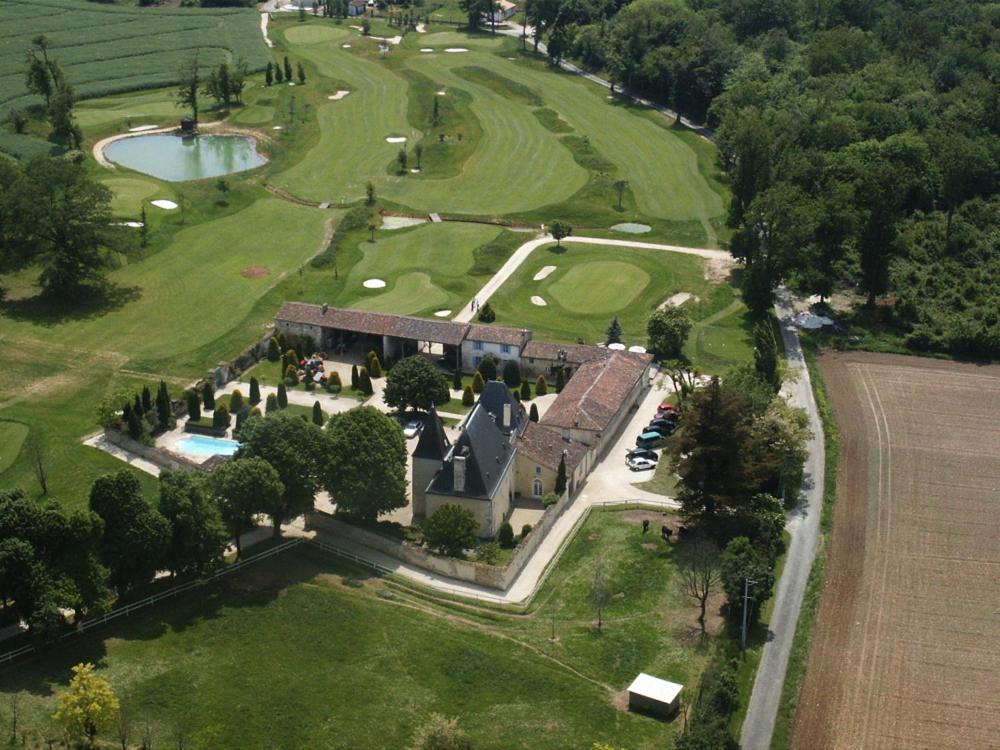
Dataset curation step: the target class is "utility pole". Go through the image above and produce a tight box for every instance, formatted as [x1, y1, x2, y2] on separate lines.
[740, 577, 757, 651]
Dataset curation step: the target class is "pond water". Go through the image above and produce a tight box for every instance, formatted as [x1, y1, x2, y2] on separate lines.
[104, 134, 267, 182]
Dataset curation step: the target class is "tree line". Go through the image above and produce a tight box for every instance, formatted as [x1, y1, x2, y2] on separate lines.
[525, 0, 999, 356]
[0, 407, 407, 641]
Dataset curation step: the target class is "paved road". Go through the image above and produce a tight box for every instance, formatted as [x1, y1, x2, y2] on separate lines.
[740, 288, 825, 749]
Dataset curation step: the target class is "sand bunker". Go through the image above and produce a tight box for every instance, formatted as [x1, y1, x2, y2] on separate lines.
[386, 136, 407, 143]
[434, 310, 452, 317]
[381, 216, 426, 230]
[611, 222, 652, 234]
[341, 43, 351, 48]
[420, 48, 434, 53]
[273, 126, 283, 130]
[241, 266, 270, 279]
[531, 296, 547, 306]
[658, 292, 695, 310]
[327, 91, 350, 101]
[445, 48, 469, 53]
[363, 278, 387, 289]
[128, 124, 159, 133]
[436, 90, 447, 96]
[533, 265, 557, 281]
[150, 199, 177, 210]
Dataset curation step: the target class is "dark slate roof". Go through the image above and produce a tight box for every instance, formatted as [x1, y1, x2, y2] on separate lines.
[427, 404, 516, 500]
[521, 340, 611, 366]
[517, 421, 589, 472]
[466, 324, 532, 349]
[413, 406, 449, 461]
[541, 351, 652, 432]
[275, 302, 469, 346]
[477, 380, 527, 436]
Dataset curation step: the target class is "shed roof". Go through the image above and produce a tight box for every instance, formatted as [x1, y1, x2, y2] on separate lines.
[516, 421, 588, 472]
[466, 323, 531, 349]
[627, 673, 682, 705]
[521, 340, 610, 366]
[275, 302, 469, 345]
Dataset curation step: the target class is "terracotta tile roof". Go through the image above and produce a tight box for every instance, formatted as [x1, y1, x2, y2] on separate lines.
[276, 302, 469, 346]
[466, 324, 531, 349]
[540, 352, 652, 433]
[517, 421, 588, 472]
[521, 340, 611, 366]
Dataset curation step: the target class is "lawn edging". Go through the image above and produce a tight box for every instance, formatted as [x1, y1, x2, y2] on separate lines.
[769, 344, 840, 749]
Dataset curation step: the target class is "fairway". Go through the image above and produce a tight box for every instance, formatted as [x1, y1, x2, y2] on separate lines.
[0, 421, 28, 474]
[0, 511, 712, 749]
[0, 0, 269, 115]
[101, 176, 173, 217]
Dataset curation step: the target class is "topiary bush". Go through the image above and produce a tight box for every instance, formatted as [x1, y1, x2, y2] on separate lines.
[521, 524, 532, 538]
[249, 377, 261, 405]
[265, 393, 278, 414]
[229, 389, 245, 413]
[471, 371, 485, 394]
[497, 522, 514, 548]
[284, 364, 299, 386]
[267, 338, 280, 361]
[462, 384, 475, 406]
[212, 404, 230, 429]
[277, 382, 288, 409]
[202, 382, 215, 409]
[542, 492, 559, 507]
[520, 380, 531, 401]
[535, 375, 548, 396]
[185, 390, 201, 422]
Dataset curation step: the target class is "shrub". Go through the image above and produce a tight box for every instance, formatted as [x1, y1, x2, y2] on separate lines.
[213, 404, 230, 429]
[284, 364, 299, 386]
[276, 331, 288, 352]
[141, 386, 152, 412]
[358, 367, 373, 396]
[452, 368, 462, 390]
[497, 522, 514, 548]
[265, 393, 278, 413]
[185, 390, 201, 422]
[521, 524, 532, 538]
[477, 301, 496, 323]
[202, 382, 215, 409]
[312, 401, 324, 426]
[250, 406, 262, 417]
[542, 492, 559, 507]
[328, 371, 342, 388]
[478, 541, 501, 565]
[471, 371, 485, 394]
[423, 504, 478, 556]
[367, 350, 383, 378]
[520, 380, 531, 401]
[235, 406, 250, 431]
[477, 354, 497, 381]
[529, 403, 539, 422]
[462, 385, 475, 406]
[283, 348, 298, 373]
[351, 364, 359, 390]
[229, 389, 245, 413]
[126, 405, 144, 440]
[277, 382, 288, 409]
[249, 377, 261, 405]
[535, 375, 548, 396]
[267, 338, 280, 361]
[502, 359, 521, 388]
[555, 367, 565, 393]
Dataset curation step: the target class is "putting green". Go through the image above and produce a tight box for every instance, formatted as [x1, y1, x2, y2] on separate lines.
[0, 421, 28, 474]
[548, 260, 650, 314]
[338, 221, 500, 315]
[102, 176, 169, 216]
[230, 104, 275, 125]
[352, 272, 450, 314]
[75, 90, 183, 130]
[418, 31, 504, 48]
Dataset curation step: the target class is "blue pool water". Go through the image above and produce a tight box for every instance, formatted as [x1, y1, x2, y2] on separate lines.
[176, 435, 240, 457]
[104, 134, 267, 182]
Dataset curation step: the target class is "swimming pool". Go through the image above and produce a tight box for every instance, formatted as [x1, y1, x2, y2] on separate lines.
[175, 435, 240, 457]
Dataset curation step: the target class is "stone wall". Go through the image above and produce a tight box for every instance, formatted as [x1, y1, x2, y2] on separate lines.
[305, 491, 574, 592]
[102, 429, 208, 473]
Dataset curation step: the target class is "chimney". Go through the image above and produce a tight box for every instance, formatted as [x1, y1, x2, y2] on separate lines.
[503, 402, 511, 428]
[321, 303, 328, 314]
[561, 428, 571, 443]
[453, 453, 467, 493]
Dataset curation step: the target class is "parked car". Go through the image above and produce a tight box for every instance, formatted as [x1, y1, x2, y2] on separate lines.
[628, 457, 657, 472]
[636, 432, 666, 449]
[626, 447, 658, 462]
[402, 419, 423, 439]
[658, 403, 680, 414]
[647, 420, 676, 435]
[655, 409, 680, 422]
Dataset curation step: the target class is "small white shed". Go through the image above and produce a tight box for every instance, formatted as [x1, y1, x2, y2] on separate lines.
[627, 673, 683, 718]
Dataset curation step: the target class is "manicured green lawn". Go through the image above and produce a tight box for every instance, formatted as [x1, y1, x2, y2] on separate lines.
[0, 420, 28, 474]
[0, 510, 710, 749]
[101, 176, 175, 218]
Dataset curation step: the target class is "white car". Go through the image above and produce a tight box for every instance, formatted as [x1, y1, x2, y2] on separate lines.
[627, 457, 657, 472]
[403, 420, 423, 439]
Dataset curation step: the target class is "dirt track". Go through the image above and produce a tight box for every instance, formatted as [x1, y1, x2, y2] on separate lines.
[792, 352, 1000, 750]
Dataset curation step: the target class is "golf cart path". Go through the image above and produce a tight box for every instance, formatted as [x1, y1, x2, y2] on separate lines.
[453, 235, 730, 323]
[740, 287, 825, 749]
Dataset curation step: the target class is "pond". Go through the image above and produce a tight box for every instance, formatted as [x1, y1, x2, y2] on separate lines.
[104, 134, 267, 182]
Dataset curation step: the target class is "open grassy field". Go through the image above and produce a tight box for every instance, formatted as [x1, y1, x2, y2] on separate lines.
[791, 352, 1000, 750]
[0, 0, 269, 118]
[0, 510, 715, 749]
[0, 420, 29, 474]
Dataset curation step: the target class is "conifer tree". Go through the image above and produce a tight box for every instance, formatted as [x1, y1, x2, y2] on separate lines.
[277, 382, 288, 409]
[312, 401, 324, 426]
[249, 377, 261, 405]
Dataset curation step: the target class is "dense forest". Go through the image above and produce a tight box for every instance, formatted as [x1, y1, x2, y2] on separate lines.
[525, 0, 1000, 357]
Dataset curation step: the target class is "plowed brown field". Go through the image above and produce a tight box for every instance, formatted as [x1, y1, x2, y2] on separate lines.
[791, 352, 1000, 750]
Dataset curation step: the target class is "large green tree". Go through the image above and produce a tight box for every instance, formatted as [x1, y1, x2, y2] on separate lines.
[422, 504, 478, 556]
[3, 157, 118, 299]
[236, 413, 328, 537]
[158, 471, 228, 576]
[323, 406, 407, 522]
[208, 457, 283, 558]
[382, 355, 450, 412]
[647, 306, 693, 360]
